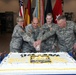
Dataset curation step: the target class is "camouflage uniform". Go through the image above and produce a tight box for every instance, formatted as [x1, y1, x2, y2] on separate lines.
[40, 21, 76, 53]
[37, 23, 57, 52]
[10, 25, 34, 53]
[22, 24, 40, 53]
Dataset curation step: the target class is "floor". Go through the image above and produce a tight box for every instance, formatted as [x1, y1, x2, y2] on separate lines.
[0, 33, 12, 54]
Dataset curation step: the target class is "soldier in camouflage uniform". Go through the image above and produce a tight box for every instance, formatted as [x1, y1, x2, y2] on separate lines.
[37, 13, 57, 52]
[10, 16, 34, 53]
[39, 15, 76, 57]
[22, 17, 41, 53]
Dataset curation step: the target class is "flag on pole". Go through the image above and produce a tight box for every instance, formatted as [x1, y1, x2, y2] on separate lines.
[24, 0, 31, 25]
[32, 0, 40, 26]
[33, 0, 40, 19]
[53, 0, 62, 23]
[44, 0, 53, 23]
[33, 0, 44, 25]
[19, 0, 24, 18]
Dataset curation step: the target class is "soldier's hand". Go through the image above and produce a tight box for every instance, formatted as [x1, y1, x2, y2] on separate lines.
[52, 45, 55, 49]
[35, 45, 40, 52]
[73, 43, 76, 58]
[50, 27, 52, 31]
[36, 40, 41, 46]
[33, 42, 37, 48]
[33, 40, 41, 48]
[73, 43, 76, 50]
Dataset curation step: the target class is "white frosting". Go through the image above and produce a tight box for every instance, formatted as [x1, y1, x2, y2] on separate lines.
[0, 52, 76, 74]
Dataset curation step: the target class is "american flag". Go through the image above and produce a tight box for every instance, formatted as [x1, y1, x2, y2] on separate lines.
[19, 0, 24, 18]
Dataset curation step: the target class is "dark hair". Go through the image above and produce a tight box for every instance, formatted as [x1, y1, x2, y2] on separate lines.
[57, 15, 66, 20]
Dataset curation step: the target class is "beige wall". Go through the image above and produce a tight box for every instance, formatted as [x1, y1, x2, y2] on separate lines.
[0, 0, 76, 14]
[0, 0, 76, 24]
[0, 0, 19, 12]
[63, 0, 76, 21]
[0, 0, 19, 26]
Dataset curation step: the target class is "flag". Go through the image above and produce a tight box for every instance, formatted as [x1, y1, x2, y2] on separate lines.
[33, 0, 40, 19]
[24, 0, 31, 25]
[19, 0, 24, 18]
[40, 0, 44, 25]
[45, 0, 52, 22]
[33, 0, 44, 25]
[53, 0, 62, 23]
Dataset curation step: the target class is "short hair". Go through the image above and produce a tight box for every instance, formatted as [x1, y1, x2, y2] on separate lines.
[32, 17, 40, 23]
[57, 15, 66, 20]
[46, 13, 52, 17]
[16, 16, 24, 22]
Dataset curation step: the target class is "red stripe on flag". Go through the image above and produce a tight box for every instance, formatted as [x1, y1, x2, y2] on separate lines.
[19, 0, 24, 18]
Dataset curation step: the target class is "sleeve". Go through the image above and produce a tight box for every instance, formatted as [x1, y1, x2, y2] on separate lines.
[37, 27, 45, 40]
[73, 22, 76, 44]
[42, 29, 55, 41]
[25, 25, 32, 36]
[19, 28, 34, 43]
[37, 26, 56, 41]
[73, 22, 76, 33]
